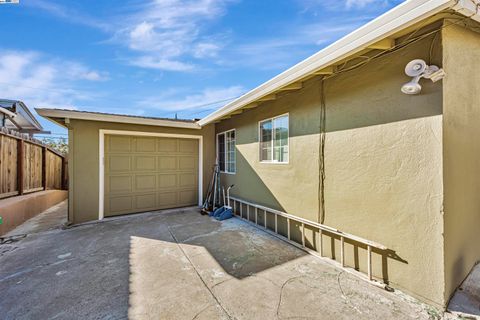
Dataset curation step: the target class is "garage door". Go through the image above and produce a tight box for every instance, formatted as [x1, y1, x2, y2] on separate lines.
[104, 134, 199, 217]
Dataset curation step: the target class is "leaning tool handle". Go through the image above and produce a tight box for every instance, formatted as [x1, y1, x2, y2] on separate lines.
[226, 184, 234, 208]
[222, 187, 226, 207]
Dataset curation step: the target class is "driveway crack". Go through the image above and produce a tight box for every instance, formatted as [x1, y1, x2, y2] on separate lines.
[337, 271, 363, 315]
[276, 276, 305, 320]
[167, 226, 232, 320]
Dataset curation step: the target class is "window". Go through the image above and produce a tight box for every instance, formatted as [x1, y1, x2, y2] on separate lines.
[217, 129, 236, 173]
[259, 114, 289, 163]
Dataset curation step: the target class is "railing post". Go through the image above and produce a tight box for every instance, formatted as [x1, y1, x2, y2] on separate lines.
[42, 146, 47, 190]
[255, 207, 258, 224]
[240, 202, 243, 218]
[301, 223, 305, 247]
[367, 245, 372, 281]
[274, 214, 278, 233]
[264, 210, 267, 229]
[318, 229, 323, 256]
[287, 218, 291, 240]
[247, 205, 250, 221]
[340, 236, 345, 267]
[17, 139, 24, 195]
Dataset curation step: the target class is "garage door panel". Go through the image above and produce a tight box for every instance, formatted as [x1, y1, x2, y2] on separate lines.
[158, 156, 177, 170]
[178, 156, 197, 170]
[109, 156, 131, 172]
[109, 196, 133, 213]
[135, 175, 156, 191]
[179, 139, 197, 153]
[179, 190, 197, 205]
[105, 135, 198, 217]
[158, 191, 178, 207]
[109, 175, 133, 193]
[134, 156, 156, 171]
[135, 194, 157, 210]
[109, 136, 132, 152]
[179, 173, 196, 188]
[158, 174, 177, 188]
[158, 138, 177, 152]
[135, 137, 156, 152]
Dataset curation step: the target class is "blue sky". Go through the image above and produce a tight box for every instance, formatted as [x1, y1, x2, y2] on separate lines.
[0, 0, 403, 136]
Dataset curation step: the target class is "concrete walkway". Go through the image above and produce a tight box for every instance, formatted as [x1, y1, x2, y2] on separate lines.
[3, 200, 67, 238]
[448, 263, 480, 318]
[0, 207, 442, 319]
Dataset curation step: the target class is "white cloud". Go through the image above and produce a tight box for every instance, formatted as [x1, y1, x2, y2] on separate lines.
[63, 62, 109, 81]
[300, 0, 396, 11]
[129, 56, 194, 72]
[137, 86, 245, 115]
[193, 42, 221, 59]
[0, 50, 107, 109]
[113, 0, 234, 71]
[25, 0, 110, 31]
[218, 17, 370, 70]
[345, 0, 383, 8]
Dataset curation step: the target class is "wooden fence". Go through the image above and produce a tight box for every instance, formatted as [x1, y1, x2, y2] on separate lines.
[0, 129, 67, 199]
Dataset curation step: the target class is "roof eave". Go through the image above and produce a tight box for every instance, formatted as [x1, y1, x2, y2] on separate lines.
[36, 108, 202, 130]
[198, 0, 477, 126]
[15, 101, 44, 131]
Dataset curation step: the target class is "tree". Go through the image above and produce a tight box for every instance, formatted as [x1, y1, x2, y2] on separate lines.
[40, 138, 68, 155]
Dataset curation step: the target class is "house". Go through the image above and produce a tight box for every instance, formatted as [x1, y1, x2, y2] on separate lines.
[37, 0, 480, 310]
[0, 99, 47, 136]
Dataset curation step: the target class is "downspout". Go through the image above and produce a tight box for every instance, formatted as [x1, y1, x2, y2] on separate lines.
[318, 78, 327, 224]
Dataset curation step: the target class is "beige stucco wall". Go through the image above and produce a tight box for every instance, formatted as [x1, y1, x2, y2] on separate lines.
[442, 22, 480, 303]
[67, 120, 215, 224]
[216, 34, 446, 306]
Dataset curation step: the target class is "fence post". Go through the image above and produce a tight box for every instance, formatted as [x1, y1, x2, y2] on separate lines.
[17, 139, 24, 195]
[61, 157, 67, 190]
[42, 147, 47, 190]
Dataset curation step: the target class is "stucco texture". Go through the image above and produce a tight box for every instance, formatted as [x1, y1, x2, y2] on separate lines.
[442, 22, 480, 304]
[67, 120, 215, 224]
[216, 34, 445, 306]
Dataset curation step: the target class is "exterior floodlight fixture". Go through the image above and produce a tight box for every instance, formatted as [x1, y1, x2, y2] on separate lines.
[401, 59, 445, 95]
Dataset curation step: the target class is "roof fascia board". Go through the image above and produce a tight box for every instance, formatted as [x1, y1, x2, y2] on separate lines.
[198, 0, 457, 126]
[36, 109, 201, 130]
[16, 101, 43, 130]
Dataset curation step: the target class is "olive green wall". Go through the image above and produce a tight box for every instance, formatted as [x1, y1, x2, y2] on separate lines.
[67, 120, 215, 224]
[442, 22, 480, 303]
[216, 34, 446, 306]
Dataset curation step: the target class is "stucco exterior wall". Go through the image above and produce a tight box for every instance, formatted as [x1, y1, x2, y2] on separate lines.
[216, 34, 445, 306]
[67, 120, 215, 224]
[442, 23, 480, 303]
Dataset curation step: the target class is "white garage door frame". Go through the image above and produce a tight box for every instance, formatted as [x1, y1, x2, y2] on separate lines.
[98, 129, 203, 220]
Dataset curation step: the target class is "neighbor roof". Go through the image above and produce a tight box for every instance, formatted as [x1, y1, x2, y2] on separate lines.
[0, 99, 45, 134]
[198, 0, 480, 126]
[36, 108, 201, 130]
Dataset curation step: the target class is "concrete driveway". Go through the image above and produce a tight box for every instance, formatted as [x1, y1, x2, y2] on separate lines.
[0, 207, 440, 319]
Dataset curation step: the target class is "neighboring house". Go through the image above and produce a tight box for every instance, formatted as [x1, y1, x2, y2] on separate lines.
[37, 0, 480, 310]
[0, 99, 46, 136]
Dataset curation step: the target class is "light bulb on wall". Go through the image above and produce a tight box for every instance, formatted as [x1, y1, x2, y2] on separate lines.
[401, 76, 422, 95]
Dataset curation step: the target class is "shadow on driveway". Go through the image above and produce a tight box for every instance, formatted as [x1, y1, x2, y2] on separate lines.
[0, 207, 437, 319]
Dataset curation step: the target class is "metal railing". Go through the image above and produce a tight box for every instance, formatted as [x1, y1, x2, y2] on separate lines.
[230, 196, 387, 283]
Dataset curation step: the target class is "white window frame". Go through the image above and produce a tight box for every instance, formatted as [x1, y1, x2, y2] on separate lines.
[216, 129, 236, 174]
[258, 113, 289, 164]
